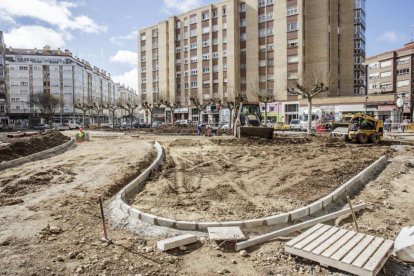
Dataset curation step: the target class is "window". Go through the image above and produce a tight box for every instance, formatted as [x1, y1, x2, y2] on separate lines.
[267, 27, 273, 35]
[397, 57, 410, 65]
[189, 16, 197, 24]
[202, 27, 210, 34]
[288, 39, 298, 48]
[141, 34, 146, 41]
[267, 12, 273, 21]
[240, 19, 246, 27]
[223, 23, 227, 29]
[203, 80, 210, 88]
[287, 22, 298, 32]
[184, 83, 189, 88]
[19, 66, 28, 71]
[223, 36, 227, 43]
[259, 60, 266, 67]
[190, 81, 198, 88]
[223, 51, 227, 57]
[190, 43, 197, 49]
[223, 64, 227, 71]
[212, 10, 218, 18]
[258, 0, 266, 7]
[202, 40, 210, 47]
[222, 6, 226, 15]
[267, 59, 274, 66]
[267, 44, 274, 51]
[184, 46, 189, 52]
[212, 25, 219, 32]
[191, 69, 198, 75]
[213, 38, 219, 45]
[259, 29, 266, 37]
[212, 52, 219, 59]
[184, 58, 189, 64]
[191, 56, 197, 63]
[203, 67, 210, 73]
[259, 14, 266, 23]
[368, 62, 380, 69]
[176, 21, 181, 29]
[380, 60, 392, 68]
[202, 54, 210, 60]
[184, 32, 189, 39]
[240, 3, 246, 12]
[287, 6, 298, 16]
[397, 80, 409, 87]
[176, 83, 181, 89]
[288, 72, 298, 80]
[190, 29, 197, 37]
[213, 65, 219, 72]
[397, 68, 409, 76]
[380, 71, 392, 78]
[176, 59, 181, 65]
[176, 72, 181, 78]
[202, 12, 210, 21]
[267, 0, 273, 4]
[176, 34, 181, 41]
[368, 83, 379, 89]
[368, 72, 379, 79]
[240, 33, 246, 41]
[380, 82, 392, 90]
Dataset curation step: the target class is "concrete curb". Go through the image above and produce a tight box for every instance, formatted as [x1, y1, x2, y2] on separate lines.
[115, 143, 388, 231]
[0, 138, 75, 171]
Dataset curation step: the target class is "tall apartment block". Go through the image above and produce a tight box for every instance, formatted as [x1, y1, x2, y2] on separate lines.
[0, 32, 7, 125]
[3, 45, 136, 127]
[365, 42, 414, 121]
[138, 0, 366, 123]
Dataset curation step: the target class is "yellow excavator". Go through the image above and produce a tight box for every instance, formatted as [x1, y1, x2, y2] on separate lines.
[330, 113, 384, 144]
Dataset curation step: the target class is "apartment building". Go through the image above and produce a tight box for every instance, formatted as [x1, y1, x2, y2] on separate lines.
[0, 32, 6, 125]
[4, 45, 132, 128]
[365, 42, 414, 121]
[138, 0, 366, 123]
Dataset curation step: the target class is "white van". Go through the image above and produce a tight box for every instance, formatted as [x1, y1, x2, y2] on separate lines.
[68, 121, 82, 129]
[299, 114, 318, 131]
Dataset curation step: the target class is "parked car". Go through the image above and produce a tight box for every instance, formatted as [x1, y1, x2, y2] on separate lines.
[33, 124, 50, 130]
[52, 123, 69, 130]
[274, 122, 290, 131]
[152, 121, 162, 128]
[68, 121, 82, 129]
[220, 123, 230, 130]
[289, 119, 301, 131]
[175, 119, 189, 127]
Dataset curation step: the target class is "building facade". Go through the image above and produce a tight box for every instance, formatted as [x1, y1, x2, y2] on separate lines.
[137, 0, 366, 123]
[0, 32, 6, 125]
[3, 45, 135, 128]
[365, 42, 414, 121]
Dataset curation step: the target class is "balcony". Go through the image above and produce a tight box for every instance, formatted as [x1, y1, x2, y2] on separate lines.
[354, 17, 366, 27]
[354, 48, 366, 57]
[354, 32, 365, 41]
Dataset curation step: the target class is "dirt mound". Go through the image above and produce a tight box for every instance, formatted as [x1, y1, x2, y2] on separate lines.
[0, 130, 70, 162]
[212, 135, 312, 146]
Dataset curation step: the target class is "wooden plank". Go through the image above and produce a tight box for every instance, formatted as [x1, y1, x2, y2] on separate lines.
[363, 240, 394, 272]
[331, 233, 366, 261]
[321, 231, 356, 258]
[235, 203, 366, 251]
[286, 245, 369, 276]
[293, 225, 332, 250]
[303, 226, 340, 252]
[352, 237, 384, 268]
[285, 224, 324, 247]
[208, 227, 245, 241]
[157, 234, 198, 251]
[312, 229, 348, 255]
[341, 235, 375, 264]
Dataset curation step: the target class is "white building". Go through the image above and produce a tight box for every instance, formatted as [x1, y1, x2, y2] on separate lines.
[4, 45, 134, 127]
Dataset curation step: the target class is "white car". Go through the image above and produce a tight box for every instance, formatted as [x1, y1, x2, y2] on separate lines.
[68, 121, 82, 129]
[289, 119, 301, 131]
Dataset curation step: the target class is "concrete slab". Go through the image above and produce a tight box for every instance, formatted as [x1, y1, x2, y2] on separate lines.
[208, 226, 245, 241]
[157, 234, 198, 251]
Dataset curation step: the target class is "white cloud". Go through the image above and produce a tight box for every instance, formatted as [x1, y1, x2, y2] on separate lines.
[110, 50, 137, 66]
[0, 0, 107, 33]
[110, 30, 137, 46]
[113, 69, 138, 92]
[162, 0, 202, 14]
[377, 31, 407, 44]
[4, 25, 67, 48]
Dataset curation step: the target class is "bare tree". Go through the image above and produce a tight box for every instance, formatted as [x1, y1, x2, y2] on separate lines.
[74, 102, 91, 127]
[287, 72, 330, 134]
[190, 96, 212, 123]
[121, 102, 139, 129]
[252, 90, 275, 125]
[30, 93, 60, 125]
[142, 100, 165, 127]
[163, 100, 181, 124]
[90, 101, 105, 128]
[104, 102, 120, 129]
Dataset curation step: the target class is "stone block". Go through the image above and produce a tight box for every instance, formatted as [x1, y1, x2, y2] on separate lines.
[157, 234, 198, 251]
[264, 213, 289, 226]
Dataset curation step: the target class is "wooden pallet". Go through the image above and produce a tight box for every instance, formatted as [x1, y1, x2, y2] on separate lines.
[285, 224, 394, 276]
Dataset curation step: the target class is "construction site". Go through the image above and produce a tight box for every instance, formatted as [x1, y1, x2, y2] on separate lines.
[0, 127, 414, 276]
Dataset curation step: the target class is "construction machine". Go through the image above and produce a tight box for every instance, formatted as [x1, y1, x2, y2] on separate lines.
[330, 113, 384, 144]
[236, 103, 273, 139]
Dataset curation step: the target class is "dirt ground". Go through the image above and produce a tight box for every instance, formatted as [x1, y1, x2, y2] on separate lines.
[131, 136, 390, 221]
[0, 130, 70, 162]
[0, 132, 413, 276]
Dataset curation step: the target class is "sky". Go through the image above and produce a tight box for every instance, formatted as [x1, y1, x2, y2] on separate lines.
[0, 0, 414, 92]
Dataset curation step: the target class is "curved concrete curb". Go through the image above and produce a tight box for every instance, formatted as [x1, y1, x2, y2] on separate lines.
[114, 143, 387, 231]
[0, 138, 75, 171]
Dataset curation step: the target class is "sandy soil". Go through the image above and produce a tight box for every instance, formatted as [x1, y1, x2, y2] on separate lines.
[0, 133, 413, 276]
[0, 130, 70, 162]
[130, 136, 390, 221]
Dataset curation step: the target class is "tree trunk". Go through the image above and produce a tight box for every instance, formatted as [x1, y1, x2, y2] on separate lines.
[83, 110, 86, 127]
[307, 98, 312, 135]
[229, 108, 233, 129]
[112, 111, 115, 129]
[130, 113, 133, 129]
[97, 111, 101, 127]
[264, 102, 268, 126]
